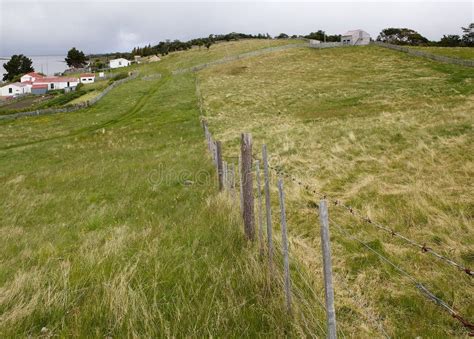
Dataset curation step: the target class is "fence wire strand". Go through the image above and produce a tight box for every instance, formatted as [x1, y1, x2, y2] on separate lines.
[264, 160, 473, 278]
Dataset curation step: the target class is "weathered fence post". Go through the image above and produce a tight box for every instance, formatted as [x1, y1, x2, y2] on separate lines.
[216, 141, 224, 191]
[222, 161, 227, 190]
[240, 133, 255, 241]
[319, 200, 337, 339]
[230, 163, 236, 200]
[238, 155, 244, 214]
[262, 144, 274, 274]
[278, 178, 292, 315]
[255, 160, 265, 256]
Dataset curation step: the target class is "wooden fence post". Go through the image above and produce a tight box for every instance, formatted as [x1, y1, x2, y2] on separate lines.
[319, 200, 337, 339]
[230, 163, 236, 200]
[262, 144, 274, 274]
[278, 179, 292, 315]
[240, 133, 255, 241]
[238, 155, 244, 214]
[255, 160, 265, 256]
[223, 161, 227, 190]
[216, 141, 224, 191]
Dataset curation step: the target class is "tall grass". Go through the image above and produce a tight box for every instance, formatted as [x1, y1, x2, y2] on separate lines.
[0, 40, 328, 337]
[199, 44, 474, 337]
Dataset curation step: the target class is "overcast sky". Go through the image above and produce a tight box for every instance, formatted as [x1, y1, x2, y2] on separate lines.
[0, 0, 472, 56]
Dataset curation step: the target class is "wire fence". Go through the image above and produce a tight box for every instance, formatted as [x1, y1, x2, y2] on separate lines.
[198, 79, 474, 336]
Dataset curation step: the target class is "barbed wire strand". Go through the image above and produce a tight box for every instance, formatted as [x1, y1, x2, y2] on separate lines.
[327, 215, 474, 336]
[263, 160, 473, 278]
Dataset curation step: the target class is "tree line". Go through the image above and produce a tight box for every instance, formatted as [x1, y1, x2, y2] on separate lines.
[376, 24, 473, 46]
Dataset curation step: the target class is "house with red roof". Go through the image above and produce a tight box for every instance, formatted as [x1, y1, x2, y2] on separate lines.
[79, 73, 95, 84]
[20, 72, 44, 83]
[33, 76, 80, 91]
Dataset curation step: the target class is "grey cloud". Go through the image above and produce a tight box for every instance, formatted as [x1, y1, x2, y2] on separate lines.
[0, 1, 471, 56]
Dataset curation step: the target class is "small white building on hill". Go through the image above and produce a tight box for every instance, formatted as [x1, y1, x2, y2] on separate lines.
[341, 30, 371, 45]
[80, 73, 95, 84]
[0, 82, 31, 96]
[109, 58, 131, 69]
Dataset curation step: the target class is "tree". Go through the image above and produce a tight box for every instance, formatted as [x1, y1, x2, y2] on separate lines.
[439, 35, 461, 47]
[276, 33, 289, 39]
[377, 28, 429, 45]
[65, 47, 87, 68]
[2, 54, 34, 81]
[205, 41, 213, 50]
[461, 23, 473, 46]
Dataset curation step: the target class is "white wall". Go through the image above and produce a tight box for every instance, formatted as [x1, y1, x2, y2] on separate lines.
[35, 80, 79, 90]
[109, 59, 130, 69]
[80, 77, 95, 84]
[0, 84, 30, 96]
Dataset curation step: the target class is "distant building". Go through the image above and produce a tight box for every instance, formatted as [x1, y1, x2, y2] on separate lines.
[20, 72, 44, 83]
[341, 30, 371, 45]
[109, 58, 131, 69]
[309, 40, 321, 46]
[33, 77, 80, 91]
[80, 73, 95, 84]
[0, 82, 31, 96]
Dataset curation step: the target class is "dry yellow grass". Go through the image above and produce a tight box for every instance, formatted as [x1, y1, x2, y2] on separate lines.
[199, 44, 474, 336]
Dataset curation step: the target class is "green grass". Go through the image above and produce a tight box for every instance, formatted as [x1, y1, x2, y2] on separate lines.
[199, 44, 474, 337]
[409, 46, 474, 60]
[2, 39, 472, 337]
[0, 40, 325, 337]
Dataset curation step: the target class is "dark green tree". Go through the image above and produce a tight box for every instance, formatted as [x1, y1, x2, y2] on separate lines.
[439, 35, 462, 47]
[377, 28, 429, 45]
[276, 33, 289, 39]
[65, 47, 87, 68]
[2, 54, 34, 81]
[461, 23, 473, 46]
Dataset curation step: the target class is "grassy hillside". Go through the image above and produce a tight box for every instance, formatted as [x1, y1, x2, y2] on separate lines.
[0, 40, 325, 337]
[199, 44, 474, 337]
[409, 46, 474, 60]
[1, 39, 472, 337]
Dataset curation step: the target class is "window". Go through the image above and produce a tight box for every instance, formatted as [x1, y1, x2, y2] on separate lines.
[9, 88, 12, 93]
[89, 78, 92, 81]
[119, 61, 122, 66]
[67, 82, 70, 87]
[51, 83, 54, 89]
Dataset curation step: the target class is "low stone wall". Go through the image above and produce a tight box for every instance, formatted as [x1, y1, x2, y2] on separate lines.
[172, 43, 306, 75]
[308, 42, 342, 49]
[373, 42, 474, 68]
[0, 72, 139, 121]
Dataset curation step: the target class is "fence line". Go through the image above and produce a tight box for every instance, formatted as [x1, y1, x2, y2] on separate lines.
[372, 42, 474, 68]
[0, 71, 141, 121]
[267, 162, 473, 278]
[200, 120, 474, 336]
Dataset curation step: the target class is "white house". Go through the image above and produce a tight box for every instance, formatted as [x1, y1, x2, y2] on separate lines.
[0, 82, 31, 97]
[109, 58, 131, 69]
[33, 77, 80, 90]
[341, 30, 371, 45]
[20, 72, 44, 83]
[80, 73, 95, 84]
[309, 39, 321, 47]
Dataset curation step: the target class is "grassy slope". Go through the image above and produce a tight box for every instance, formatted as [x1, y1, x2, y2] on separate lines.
[410, 46, 474, 60]
[0, 40, 325, 337]
[199, 45, 474, 337]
